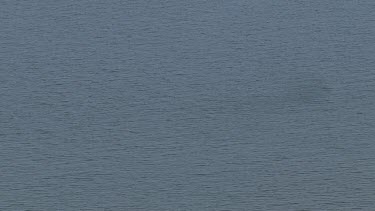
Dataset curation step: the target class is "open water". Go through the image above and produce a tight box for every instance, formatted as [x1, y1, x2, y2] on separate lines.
[1, 1, 375, 210]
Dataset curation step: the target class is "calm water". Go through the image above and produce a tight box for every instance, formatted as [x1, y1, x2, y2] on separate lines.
[1, 1, 375, 210]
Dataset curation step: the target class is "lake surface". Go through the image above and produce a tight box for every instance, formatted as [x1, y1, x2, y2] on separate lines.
[1, 1, 375, 210]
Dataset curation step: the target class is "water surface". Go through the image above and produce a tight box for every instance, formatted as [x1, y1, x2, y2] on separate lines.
[1, 1, 375, 210]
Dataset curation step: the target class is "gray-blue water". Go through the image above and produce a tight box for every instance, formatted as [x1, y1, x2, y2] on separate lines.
[1, 1, 375, 210]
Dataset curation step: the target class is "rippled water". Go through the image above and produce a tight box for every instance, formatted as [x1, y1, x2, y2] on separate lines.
[1, 1, 375, 210]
